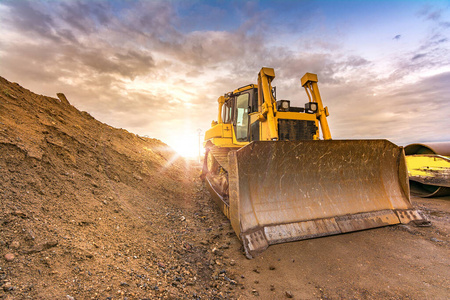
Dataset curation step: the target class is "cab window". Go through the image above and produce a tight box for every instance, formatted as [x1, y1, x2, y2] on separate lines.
[222, 100, 232, 123]
[235, 93, 249, 141]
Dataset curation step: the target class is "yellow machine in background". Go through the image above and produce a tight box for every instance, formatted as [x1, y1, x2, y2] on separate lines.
[202, 67, 429, 258]
[405, 142, 450, 197]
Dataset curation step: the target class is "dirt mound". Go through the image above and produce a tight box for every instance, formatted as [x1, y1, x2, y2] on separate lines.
[0, 77, 240, 299]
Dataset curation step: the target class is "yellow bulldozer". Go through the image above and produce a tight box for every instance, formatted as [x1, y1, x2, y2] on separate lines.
[405, 142, 450, 197]
[202, 67, 429, 258]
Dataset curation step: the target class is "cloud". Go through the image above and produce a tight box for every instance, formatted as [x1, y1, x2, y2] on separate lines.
[2, 1, 59, 41]
[417, 5, 442, 21]
[59, 1, 111, 34]
[412, 53, 426, 60]
[319, 71, 450, 145]
[0, 0, 449, 154]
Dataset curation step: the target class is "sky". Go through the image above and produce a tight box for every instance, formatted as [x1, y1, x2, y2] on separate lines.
[0, 0, 449, 157]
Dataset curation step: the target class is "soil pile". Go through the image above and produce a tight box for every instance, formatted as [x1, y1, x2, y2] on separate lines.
[0, 77, 239, 299]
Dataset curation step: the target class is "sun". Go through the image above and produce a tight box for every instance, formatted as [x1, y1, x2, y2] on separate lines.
[168, 134, 204, 159]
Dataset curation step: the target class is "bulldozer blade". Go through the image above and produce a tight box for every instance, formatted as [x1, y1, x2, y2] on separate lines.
[227, 140, 429, 258]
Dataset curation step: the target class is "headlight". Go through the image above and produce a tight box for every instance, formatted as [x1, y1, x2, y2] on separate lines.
[305, 102, 318, 113]
[276, 100, 290, 112]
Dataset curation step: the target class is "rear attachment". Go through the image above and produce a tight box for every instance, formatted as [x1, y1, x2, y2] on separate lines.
[226, 140, 429, 258]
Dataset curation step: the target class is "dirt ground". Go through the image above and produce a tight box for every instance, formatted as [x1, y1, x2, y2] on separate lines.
[0, 76, 449, 299]
[231, 195, 449, 299]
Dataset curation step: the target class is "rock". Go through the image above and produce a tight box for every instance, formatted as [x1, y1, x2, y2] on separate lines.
[10, 241, 20, 250]
[25, 230, 35, 241]
[183, 242, 192, 250]
[269, 265, 276, 270]
[229, 260, 236, 266]
[22, 241, 58, 254]
[11, 210, 28, 218]
[66, 295, 75, 300]
[430, 237, 444, 243]
[252, 289, 259, 296]
[42, 256, 51, 266]
[133, 173, 143, 180]
[212, 248, 223, 256]
[45, 241, 59, 248]
[180, 216, 186, 221]
[398, 224, 416, 234]
[56, 93, 71, 105]
[270, 285, 275, 291]
[2, 282, 13, 292]
[285, 290, 293, 298]
[4, 253, 15, 262]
